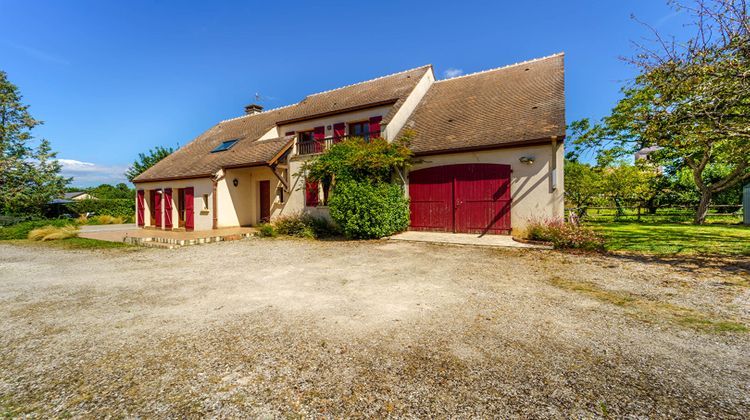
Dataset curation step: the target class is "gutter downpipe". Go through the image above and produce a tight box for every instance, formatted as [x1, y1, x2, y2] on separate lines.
[212, 170, 225, 230]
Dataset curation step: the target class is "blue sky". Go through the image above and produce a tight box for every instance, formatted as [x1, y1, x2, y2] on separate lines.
[0, 0, 691, 186]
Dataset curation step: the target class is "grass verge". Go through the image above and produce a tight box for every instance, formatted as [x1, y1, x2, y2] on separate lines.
[5, 238, 133, 250]
[549, 276, 747, 334]
[589, 222, 750, 256]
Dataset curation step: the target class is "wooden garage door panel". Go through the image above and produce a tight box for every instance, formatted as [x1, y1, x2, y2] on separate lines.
[454, 164, 511, 234]
[409, 164, 511, 234]
[409, 166, 452, 231]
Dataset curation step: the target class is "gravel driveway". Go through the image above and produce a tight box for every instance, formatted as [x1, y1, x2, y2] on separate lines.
[1, 239, 748, 417]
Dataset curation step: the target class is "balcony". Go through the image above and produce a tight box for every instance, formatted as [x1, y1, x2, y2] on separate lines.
[297, 131, 381, 156]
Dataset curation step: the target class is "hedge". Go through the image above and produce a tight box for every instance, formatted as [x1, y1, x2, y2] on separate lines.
[66, 198, 134, 218]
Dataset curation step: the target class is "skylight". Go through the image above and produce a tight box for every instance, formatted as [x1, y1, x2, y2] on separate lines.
[211, 139, 238, 153]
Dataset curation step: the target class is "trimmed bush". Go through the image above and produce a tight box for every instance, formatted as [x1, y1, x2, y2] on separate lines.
[274, 213, 315, 238]
[525, 218, 605, 251]
[66, 198, 134, 218]
[0, 219, 78, 240]
[28, 225, 78, 241]
[272, 213, 340, 239]
[328, 181, 409, 239]
[257, 223, 277, 237]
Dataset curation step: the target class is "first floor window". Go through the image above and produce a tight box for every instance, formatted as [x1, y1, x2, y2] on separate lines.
[349, 121, 370, 140]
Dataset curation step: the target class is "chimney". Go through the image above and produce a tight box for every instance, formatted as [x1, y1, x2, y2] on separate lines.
[244, 103, 263, 115]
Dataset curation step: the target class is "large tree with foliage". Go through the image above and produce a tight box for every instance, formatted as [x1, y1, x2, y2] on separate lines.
[572, 0, 749, 224]
[125, 146, 174, 182]
[0, 71, 69, 215]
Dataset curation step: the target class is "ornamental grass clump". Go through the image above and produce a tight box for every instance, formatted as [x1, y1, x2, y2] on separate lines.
[526, 218, 605, 251]
[28, 225, 78, 241]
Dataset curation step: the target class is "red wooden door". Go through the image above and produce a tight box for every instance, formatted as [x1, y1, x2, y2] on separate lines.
[136, 190, 145, 227]
[408, 164, 511, 234]
[408, 166, 453, 232]
[184, 187, 194, 231]
[259, 180, 270, 223]
[153, 189, 162, 228]
[454, 164, 511, 234]
[163, 188, 173, 229]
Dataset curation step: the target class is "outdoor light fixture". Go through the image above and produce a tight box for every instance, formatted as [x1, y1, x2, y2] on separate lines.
[519, 156, 535, 165]
[233, 178, 239, 187]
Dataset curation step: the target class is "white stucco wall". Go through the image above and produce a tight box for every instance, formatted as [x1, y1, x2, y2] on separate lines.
[382, 69, 435, 141]
[408, 142, 565, 234]
[217, 166, 286, 227]
[134, 178, 214, 231]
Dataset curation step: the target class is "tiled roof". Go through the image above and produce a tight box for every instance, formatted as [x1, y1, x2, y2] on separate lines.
[134, 65, 431, 182]
[402, 53, 565, 155]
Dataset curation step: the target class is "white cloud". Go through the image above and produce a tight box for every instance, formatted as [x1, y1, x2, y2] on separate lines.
[443, 68, 464, 78]
[58, 159, 129, 187]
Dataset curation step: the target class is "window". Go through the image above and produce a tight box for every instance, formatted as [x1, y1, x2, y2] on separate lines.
[277, 187, 284, 203]
[297, 131, 315, 142]
[211, 139, 238, 153]
[202, 194, 209, 210]
[349, 121, 370, 139]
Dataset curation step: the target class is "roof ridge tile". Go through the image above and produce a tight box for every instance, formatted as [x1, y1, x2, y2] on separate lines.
[304, 64, 432, 98]
[436, 52, 564, 83]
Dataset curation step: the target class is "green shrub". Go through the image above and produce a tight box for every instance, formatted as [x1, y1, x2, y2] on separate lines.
[525, 218, 605, 251]
[28, 225, 78, 241]
[87, 215, 125, 225]
[66, 198, 133, 218]
[274, 213, 315, 238]
[328, 181, 409, 239]
[272, 213, 340, 239]
[0, 219, 78, 240]
[257, 223, 277, 237]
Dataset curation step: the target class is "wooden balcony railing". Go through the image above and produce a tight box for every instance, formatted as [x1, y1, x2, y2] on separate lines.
[297, 131, 382, 156]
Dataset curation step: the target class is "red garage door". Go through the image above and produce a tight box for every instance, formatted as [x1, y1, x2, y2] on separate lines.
[409, 164, 511, 234]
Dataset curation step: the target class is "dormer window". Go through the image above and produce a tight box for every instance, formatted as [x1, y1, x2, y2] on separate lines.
[211, 139, 239, 153]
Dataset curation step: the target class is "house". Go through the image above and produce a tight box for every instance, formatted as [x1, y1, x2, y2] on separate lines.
[64, 191, 96, 201]
[133, 53, 565, 235]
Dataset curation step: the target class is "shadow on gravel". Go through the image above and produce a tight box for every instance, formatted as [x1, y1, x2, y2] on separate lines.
[607, 252, 750, 276]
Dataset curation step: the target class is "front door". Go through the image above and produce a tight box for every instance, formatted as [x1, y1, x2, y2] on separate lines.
[153, 189, 162, 229]
[259, 180, 270, 223]
[177, 188, 186, 228]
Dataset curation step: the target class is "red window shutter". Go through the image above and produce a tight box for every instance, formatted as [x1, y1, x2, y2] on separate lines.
[333, 123, 345, 143]
[313, 126, 325, 153]
[184, 187, 194, 231]
[369, 116, 382, 138]
[163, 188, 173, 229]
[136, 190, 145, 227]
[154, 189, 162, 228]
[305, 180, 319, 207]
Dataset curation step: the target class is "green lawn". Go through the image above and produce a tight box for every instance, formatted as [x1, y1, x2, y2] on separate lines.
[4, 238, 134, 250]
[590, 222, 750, 256]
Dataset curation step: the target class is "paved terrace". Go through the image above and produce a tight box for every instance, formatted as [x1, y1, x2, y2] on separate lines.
[78, 224, 257, 248]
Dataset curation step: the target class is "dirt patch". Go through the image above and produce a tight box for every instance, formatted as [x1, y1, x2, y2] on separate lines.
[0, 239, 748, 417]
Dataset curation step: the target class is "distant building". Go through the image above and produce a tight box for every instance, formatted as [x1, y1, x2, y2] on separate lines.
[634, 146, 661, 162]
[64, 191, 96, 201]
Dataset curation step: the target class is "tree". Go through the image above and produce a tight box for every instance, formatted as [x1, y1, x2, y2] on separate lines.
[0, 70, 69, 215]
[87, 183, 134, 199]
[572, 0, 750, 223]
[303, 132, 413, 238]
[125, 146, 174, 182]
[564, 160, 604, 217]
[601, 163, 656, 217]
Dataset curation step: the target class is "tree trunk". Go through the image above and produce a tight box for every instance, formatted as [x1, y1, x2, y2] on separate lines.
[694, 190, 712, 224]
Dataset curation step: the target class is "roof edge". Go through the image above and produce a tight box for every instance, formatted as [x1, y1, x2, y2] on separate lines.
[411, 135, 565, 157]
[132, 173, 213, 184]
[436, 52, 564, 83]
[305, 64, 433, 98]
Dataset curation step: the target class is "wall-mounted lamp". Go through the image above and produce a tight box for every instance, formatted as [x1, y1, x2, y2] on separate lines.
[232, 178, 239, 187]
[519, 156, 535, 165]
